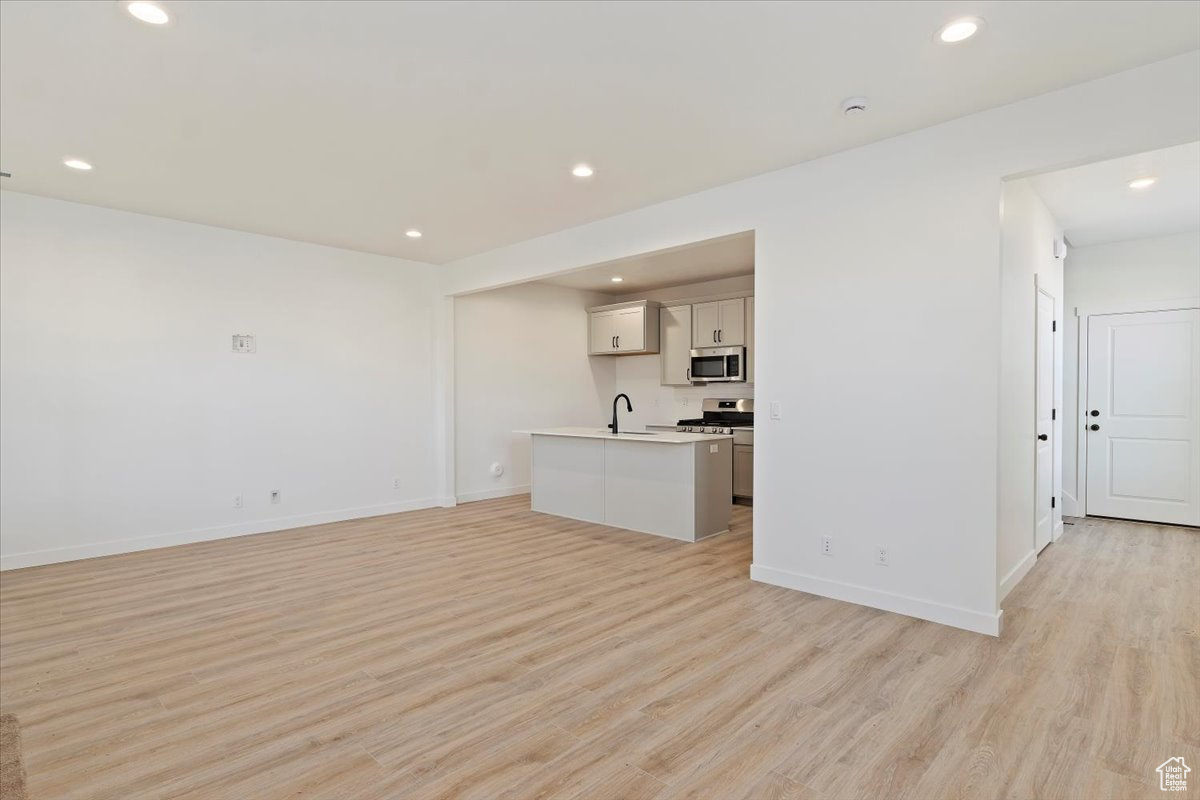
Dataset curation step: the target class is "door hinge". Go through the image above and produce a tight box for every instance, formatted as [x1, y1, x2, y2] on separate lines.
[1052, 320, 1057, 332]
[1052, 408, 1056, 420]
[1051, 497, 1056, 509]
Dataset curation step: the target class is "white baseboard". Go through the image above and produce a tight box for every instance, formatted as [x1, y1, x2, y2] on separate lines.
[1063, 490, 1079, 518]
[437, 496, 458, 508]
[0, 497, 439, 571]
[998, 549, 1037, 602]
[455, 485, 531, 504]
[749, 563, 1002, 636]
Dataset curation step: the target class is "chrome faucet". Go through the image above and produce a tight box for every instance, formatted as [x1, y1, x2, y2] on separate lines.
[609, 393, 633, 436]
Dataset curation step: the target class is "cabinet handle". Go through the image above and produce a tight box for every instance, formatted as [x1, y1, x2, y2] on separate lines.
[616, 335, 620, 349]
[612, 335, 616, 348]
[718, 329, 723, 343]
[686, 367, 691, 382]
[712, 329, 717, 343]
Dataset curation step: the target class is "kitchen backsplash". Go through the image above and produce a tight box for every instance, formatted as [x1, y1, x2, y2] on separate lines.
[614, 352, 753, 430]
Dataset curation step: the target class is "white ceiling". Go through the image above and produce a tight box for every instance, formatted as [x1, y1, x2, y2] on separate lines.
[541, 232, 754, 293]
[1030, 141, 1200, 247]
[2, 2, 1198, 263]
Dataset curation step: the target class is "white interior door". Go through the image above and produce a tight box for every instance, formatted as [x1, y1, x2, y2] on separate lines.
[1085, 308, 1200, 526]
[1035, 290, 1055, 551]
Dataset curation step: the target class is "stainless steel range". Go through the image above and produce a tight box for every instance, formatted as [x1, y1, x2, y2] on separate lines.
[677, 399, 753, 503]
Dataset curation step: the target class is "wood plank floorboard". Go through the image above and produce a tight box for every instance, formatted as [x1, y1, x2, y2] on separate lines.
[1, 498, 1196, 799]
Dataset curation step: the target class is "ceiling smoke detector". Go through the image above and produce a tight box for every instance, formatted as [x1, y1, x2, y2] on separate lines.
[841, 97, 869, 116]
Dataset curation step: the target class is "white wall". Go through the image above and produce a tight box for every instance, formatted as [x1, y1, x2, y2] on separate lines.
[0, 192, 439, 569]
[997, 180, 1064, 600]
[454, 282, 616, 501]
[1062, 231, 1200, 514]
[440, 53, 1200, 634]
[615, 274, 754, 429]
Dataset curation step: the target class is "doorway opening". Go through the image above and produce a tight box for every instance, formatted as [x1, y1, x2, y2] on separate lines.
[1031, 141, 1200, 528]
[1012, 141, 1200, 534]
[999, 141, 1199, 602]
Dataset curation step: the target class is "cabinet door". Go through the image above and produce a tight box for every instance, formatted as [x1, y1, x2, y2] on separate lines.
[613, 307, 645, 351]
[660, 305, 692, 385]
[590, 311, 615, 354]
[733, 445, 754, 497]
[745, 296, 754, 383]
[692, 302, 720, 348]
[717, 298, 745, 346]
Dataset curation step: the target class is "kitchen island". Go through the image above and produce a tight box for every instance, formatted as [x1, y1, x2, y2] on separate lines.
[519, 427, 732, 542]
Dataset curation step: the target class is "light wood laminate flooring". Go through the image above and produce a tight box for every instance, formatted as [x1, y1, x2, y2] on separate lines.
[1, 497, 1196, 799]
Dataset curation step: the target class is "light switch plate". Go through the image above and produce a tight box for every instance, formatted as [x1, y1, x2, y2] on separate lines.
[770, 401, 782, 420]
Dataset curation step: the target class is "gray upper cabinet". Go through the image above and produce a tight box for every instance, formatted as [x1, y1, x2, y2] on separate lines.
[660, 305, 693, 385]
[588, 300, 661, 355]
[691, 298, 745, 347]
[745, 295, 754, 383]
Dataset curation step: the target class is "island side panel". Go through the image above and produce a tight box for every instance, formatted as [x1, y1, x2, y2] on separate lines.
[530, 434, 605, 524]
[603, 439, 696, 541]
[693, 439, 733, 539]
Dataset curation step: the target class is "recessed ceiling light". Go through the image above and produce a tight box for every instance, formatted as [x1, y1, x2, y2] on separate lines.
[938, 17, 983, 43]
[124, 1, 170, 25]
[63, 158, 93, 171]
[405, 229, 422, 238]
[610, 277, 624, 283]
[572, 164, 594, 178]
[1127, 177, 1157, 190]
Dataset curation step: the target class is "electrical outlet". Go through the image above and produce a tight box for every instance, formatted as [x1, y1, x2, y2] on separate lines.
[233, 494, 243, 509]
[393, 477, 402, 490]
[876, 546, 889, 566]
[821, 536, 832, 556]
[270, 490, 281, 504]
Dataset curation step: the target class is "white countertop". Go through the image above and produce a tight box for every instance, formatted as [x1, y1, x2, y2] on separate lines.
[518, 426, 732, 444]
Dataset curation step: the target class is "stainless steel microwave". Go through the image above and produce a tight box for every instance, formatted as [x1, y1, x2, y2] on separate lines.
[689, 346, 746, 383]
